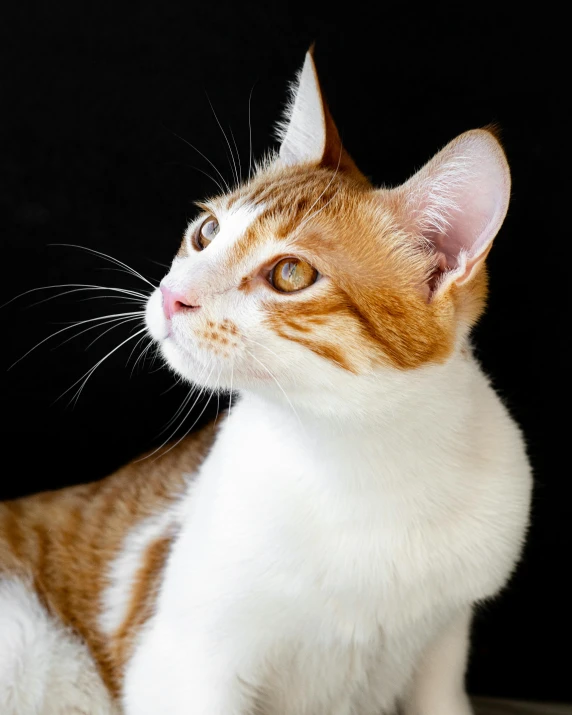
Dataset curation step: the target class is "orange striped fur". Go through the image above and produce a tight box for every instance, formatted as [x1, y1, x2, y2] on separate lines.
[0, 425, 217, 697]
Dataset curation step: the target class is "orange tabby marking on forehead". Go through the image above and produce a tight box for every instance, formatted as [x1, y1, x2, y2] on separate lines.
[204, 164, 469, 372]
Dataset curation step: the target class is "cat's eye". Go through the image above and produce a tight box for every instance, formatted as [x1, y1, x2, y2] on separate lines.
[270, 257, 318, 293]
[195, 216, 219, 250]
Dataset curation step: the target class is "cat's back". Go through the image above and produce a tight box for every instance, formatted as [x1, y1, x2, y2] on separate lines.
[0, 422, 218, 707]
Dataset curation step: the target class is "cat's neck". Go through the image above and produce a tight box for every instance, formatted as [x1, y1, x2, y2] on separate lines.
[223, 349, 485, 493]
[241, 348, 479, 435]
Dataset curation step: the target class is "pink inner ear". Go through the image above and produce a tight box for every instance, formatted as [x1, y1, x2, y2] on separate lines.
[398, 130, 511, 294]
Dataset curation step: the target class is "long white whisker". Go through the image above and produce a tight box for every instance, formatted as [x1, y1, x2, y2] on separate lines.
[9, 312, 145, 368]
[167, 128, 230, 193]
[228, 359, 234, 417]
[160, 376, 183, 396]
[205, 93, 239, 188]
[158, 387, 196, 435]
[57, 314, 144, 350]
[213, 365, 223, 426]
[152, 382, 216, 462]
[189, 164, 225, 194]
[156, 360, 212, 436]
[124, 331, 150, 367]
[140, 363, 216, 461]
[95, 266, 159, 286]
[147, 258, 170, 269]
[247, 83, 255, 180]
[49, 244, 156, 289]
[2, 284, 148, 310]
[241, 335, 292, 367]
[294, 147, 343, 234]
[57, 327, 148, 406]
[243, 336, 337, 387]
[229, 125, 242, 185]
[76, 295, 146, 305]
[244, 349, 301, 426]
[130, 339, 154, 375]
[296, 189, 341, 236]
[85, 317, 145, 350]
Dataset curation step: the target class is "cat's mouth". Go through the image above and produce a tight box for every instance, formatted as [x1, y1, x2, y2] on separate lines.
[146, 287, 275, 386]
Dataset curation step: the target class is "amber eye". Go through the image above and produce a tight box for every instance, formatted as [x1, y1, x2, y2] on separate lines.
[195, 216, 219, 250]
[270, 257, 318, 293]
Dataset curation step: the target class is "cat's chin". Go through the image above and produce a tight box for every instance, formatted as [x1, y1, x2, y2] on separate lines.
[160, 338, 206, 382]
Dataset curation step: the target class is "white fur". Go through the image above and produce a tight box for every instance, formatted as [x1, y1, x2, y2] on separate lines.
[123, 99, 532, 712]
[0, 578, 118, 715]
[99, 510, 175, 637]
[277, 52, 328, 166]
[123, 338, 531, 714]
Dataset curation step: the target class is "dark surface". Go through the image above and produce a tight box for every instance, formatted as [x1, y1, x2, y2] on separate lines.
[0, 1, 568, 703]
[473, 700, 572, 715]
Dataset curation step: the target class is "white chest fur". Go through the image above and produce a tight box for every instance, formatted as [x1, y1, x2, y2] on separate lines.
[123, 356, 531, 715]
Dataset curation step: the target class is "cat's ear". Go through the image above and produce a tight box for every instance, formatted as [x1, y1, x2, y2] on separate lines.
[392, 129, 511, 298]
[277, 48, 361, 176]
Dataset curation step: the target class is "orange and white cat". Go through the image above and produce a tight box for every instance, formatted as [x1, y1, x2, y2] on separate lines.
[0, 50, 532, 715]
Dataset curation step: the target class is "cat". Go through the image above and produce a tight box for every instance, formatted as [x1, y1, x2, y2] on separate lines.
[0, 49, 532, 715]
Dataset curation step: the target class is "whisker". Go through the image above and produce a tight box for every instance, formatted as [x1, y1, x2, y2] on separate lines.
[130, 339, 154, 375]
[294, 145, 344, 235]
[57, 327, 148, 407]
[295, 188, 341, 235]
[76, 295, 145, 305]
[298, 147, 342, 229]
[205, 93, 239, 188]
[241, 335, 292, 368]
[247, 83, 256, 180]
[2, 284, 148, 311]
[243, 335, 338, 386]
[244, 349, 302, 426]
[189, 164, 225, 195]
[85, 317, 145, 350]
[158, 386, 196, 435]
[160, 377, 183, 396]
[147, 258, 170, 270]
[166, 127, 230, 194]
[156, 360, 212, 436]
[140, 362, 216, 461]
[213, 365, 223, 426]
[229, 125, 242, 185]
[124, 331, 151, 367]
[95, 266, 159, 286]
[9, 311, 145, 369]
[49, 244, 156, 289]
[56, 314, 144, 350]
[152, 380, 216, 462]
[228, 359, 235, 417]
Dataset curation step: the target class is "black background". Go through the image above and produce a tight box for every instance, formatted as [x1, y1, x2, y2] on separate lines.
[1, 2, 569, 704]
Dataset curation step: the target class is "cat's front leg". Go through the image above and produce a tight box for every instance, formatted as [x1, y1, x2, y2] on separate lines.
[122, 621, 254, 715]
[401, 608, 474, 715]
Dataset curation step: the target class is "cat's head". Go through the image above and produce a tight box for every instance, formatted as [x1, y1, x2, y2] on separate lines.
[146, 50, 510, 412]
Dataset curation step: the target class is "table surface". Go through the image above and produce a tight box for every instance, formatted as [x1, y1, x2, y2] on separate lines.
[473, 698, 572, 715]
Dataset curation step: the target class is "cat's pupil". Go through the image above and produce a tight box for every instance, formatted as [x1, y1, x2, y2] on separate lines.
[283, 262, 296, 281]
[271, 257, 317, 293]
[196, 217, 219, 250]
[203, 219, 218, 238]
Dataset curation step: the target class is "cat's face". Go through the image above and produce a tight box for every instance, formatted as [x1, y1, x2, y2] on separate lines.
[146, 51, 510, 409]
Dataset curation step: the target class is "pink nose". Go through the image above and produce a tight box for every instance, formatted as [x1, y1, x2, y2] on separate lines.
[160, 285, 200, 320]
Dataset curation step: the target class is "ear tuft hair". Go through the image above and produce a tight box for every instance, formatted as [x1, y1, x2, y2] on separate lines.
[391, 129, 511, 298]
